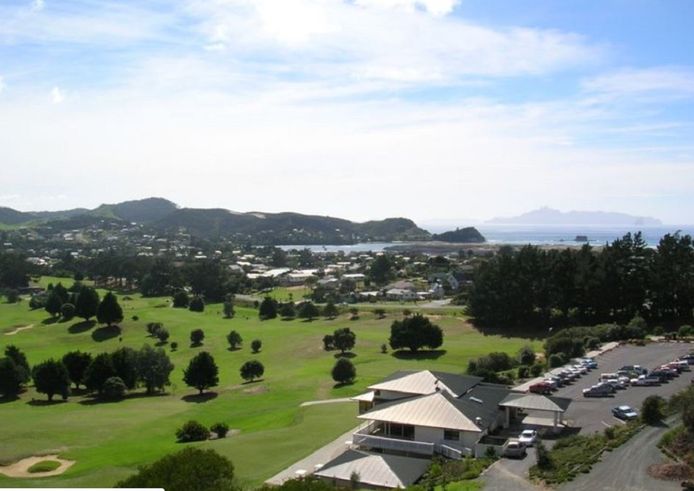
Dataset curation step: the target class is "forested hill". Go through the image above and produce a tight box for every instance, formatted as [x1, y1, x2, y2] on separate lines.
[0, 198, 431, 244]
[432, 227, 486, 243]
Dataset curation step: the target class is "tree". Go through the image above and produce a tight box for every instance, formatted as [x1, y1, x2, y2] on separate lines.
[323, 302, 339, 319]
[226, 330, 243, 350]
[373, 308, 386, 319]
[116, 447, 237, 491]
[333, 327, 356, 354]
[61, 302, 76, 320]
[297, 301, 320, 321]
[369, 254, 393, 285]
[517, 346, 536, 366]
[45, 290, 63, 318]
[53, 282, 69, 304]
[183, 352, 219, 394]
[5, 345, 30, 383]
[0, 358, 24, 398]
[147, 322, 163, 337]
[641, 395, 665, 425]
[332, 358, 356, 385]
[190, 328, 205, 346]
[210, 422, 229, 438]
[4, 288, 20, 303]
[137, 345, 174, 394]
[111, 347, 139, 390]
[176, 420, 210, 442]
[258, 297, 277, 320]
[279, 302, 296, 319]
[322, 335, 334, 351]
[102, 376, 127, 400]
[75, 286, 99, 321]
[251, 339, 262, 353]
[62, 351, 93, 389]
[0, 252, 30, 289]
[172, 290, 190, 308]
[535, 440, 553, 470]
[97, 292, 123, 327]
[189, 296, 205, 313]
[156, 327, 170, 343]
[223, 300, 235, 319]
[84, 353, 117, 395]
[32, 359, 70, 401]
[389, 314, 443, 352]
[240, 360, 265, 382]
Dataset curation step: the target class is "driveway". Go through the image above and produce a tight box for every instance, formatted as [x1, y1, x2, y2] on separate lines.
[561, 421, 680, 491]
[481, 448, 544, 491]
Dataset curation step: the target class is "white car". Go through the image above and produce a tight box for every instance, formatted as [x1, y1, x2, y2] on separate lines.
[518, 429, 538, 447]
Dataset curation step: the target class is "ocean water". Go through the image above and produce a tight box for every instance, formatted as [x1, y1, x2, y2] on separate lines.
[477, 225, 694, 247]
[278, 225, 694, 253]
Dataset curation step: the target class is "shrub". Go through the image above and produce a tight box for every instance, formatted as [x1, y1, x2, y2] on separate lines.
[380, 343, 388, 354]
[678, 325, 693, 338]
[189, 296, 205, 313]
[517, 366, 529, 379]
[176, 420, 210, 442]
[642, 395, 665, 425]
[171, 341, 178, 351]
[172, 290, 189, 308]
[102, 376, 127, 400]
[61, 302, 76, 320]
[604, 426, 616, 440]
[536, 440, 553, 470]
[322, 335, 334, 351]
[484, 446, 497, 459]
[240, 360, 265, 382]
[585, 337, 601, 350]
[190, 329, 205, 346]
[548, 353, 564, 368]
[116, 447, 235, 491]
[156, 328, 170, 343]
[210, 422, 229, 438]
[332, 358, 356, 384]
[147, 322, 163, 336]
[251, 339, 262, 353]
[518, 345, 536, 366]
[226, 330, 243, 350]
[530, 363, 545, 377]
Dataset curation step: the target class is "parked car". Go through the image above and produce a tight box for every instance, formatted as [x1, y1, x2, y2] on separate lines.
[543, 378, 559, 390]
[545, 374, 564, 387]
[579, 358, 598, 369]
[529, 382, 552, 395]
[630, 375, 660, 386]
[612, 405, 638, 420]
[518, 429, 538, 447]
[572, 364, 588, 375]
[504, 440, 527, 458]
[620, 365, 647, 375]
[650, 369, 674, 381]
[679, 354, 694, 365]
[583, 385, 613, 397]
[604, 378, 627, 390]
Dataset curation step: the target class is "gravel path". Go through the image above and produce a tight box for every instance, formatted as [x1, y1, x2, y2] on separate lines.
[299, 398, 352, 407]
[4, 324, 34, 336]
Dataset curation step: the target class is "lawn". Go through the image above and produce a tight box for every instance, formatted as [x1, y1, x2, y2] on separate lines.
[0, 277, 541, 489]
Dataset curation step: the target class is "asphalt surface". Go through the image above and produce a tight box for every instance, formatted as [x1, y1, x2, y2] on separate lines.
[556, 343, 693, 435]
[561, 420, 681, 491]
[482, 342, 693, 491]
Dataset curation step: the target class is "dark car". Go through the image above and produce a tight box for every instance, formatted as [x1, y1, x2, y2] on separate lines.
[529, 382, 553, 395]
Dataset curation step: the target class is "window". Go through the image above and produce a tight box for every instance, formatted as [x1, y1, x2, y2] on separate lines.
[386, 423, 415, 440]
[444, 429, 460, 441]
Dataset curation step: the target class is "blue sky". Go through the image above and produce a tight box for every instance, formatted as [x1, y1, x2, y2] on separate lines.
[1, 0, 693, 224]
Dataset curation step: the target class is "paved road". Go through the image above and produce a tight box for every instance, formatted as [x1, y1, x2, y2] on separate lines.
[299, 398, 352, 407]
[561, 421, 680, 491]
[481, 448, 543, 491]
[556, 343, 693, 435]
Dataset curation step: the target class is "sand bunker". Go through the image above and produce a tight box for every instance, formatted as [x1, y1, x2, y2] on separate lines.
[0, 455, 75, 478]
[4, 324, 34, 336]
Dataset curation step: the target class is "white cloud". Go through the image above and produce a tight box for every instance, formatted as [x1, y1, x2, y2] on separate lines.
[354, 0, 460, 16]
[0, 76, 5, 94]
[31, 0, 45, 12]
[51, 86, 64, 103]
[583, 67, 694, 101]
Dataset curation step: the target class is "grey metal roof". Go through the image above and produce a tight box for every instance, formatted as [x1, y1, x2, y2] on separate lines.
[368, 370, 482, 398]
[450, 384, 512, 429]
[359, 392, 483, 432]
[315, 450, 430, 489]
[499, 393, 572, 413]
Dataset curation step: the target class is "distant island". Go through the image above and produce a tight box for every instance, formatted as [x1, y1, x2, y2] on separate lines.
[432, 227, 486, 243]
[487, 206, 662, 227]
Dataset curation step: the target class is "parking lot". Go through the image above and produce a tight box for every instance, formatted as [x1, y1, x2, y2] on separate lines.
[556, 342, 693, 434]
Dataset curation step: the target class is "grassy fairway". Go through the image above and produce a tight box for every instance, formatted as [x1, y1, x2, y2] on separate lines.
[0, 278, 541, 488]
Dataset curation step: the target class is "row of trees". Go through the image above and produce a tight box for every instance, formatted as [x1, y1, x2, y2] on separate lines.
[37, 283, 124, 327]
[468, 232, 694, 327]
